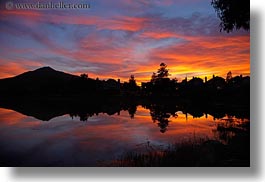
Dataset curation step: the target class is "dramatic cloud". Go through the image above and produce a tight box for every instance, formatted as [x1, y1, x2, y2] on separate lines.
[0, 0, 249, 83]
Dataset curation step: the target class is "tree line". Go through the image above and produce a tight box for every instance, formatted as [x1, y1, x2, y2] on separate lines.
[113, 63, 249, 104]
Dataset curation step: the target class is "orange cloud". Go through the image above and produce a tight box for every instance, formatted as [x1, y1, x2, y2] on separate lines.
[136, 33, 250, 81]
[0, 61, 27, 78]
[0, 9, 249, 83]
[0, 108, 39, 127]
[0, 60, 43, 79]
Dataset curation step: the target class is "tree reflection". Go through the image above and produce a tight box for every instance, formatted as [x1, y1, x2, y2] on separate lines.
[0, 97, 249, 133]
[149, 104, 178, 133]
[128, 104, 137, 119]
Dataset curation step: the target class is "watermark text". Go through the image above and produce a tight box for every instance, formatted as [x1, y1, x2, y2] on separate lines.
[6, 1, 91, 10]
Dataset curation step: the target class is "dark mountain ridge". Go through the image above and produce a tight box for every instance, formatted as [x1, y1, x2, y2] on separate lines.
[0, 66, 97, 97]
[1, 66, 79, 82]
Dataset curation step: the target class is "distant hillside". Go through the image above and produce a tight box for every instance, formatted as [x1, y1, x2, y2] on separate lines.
[12, 66, 79, 81]
[0, 66, 99, 97]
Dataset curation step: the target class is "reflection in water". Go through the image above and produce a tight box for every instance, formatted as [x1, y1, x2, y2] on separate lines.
[149, 104, 178, 133]
[128, 104, 137, 119]
[0, 100, 249, 166]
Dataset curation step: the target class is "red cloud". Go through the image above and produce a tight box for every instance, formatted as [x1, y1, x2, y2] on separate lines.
[0, 60, 43, 79]
[0, 9, 249, 83]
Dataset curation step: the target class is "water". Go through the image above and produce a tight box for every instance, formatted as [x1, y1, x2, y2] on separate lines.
[0, 105, 249, 166]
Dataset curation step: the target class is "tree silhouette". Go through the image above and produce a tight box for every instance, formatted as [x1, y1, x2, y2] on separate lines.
[123, 75, 138, 93]
[129, 75, 137, 87]
[226, 71, 232, 82]
[211, 0, 249, 32]
[157, 63, 170, 79]
[147, 63, 177, 96]
[151, 72, 157, 82]
[151, 63, 170, 83]
[80, 73, 88, 80]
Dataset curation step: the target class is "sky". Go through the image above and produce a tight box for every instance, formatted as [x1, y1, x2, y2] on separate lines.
[0, 0, 250, 84]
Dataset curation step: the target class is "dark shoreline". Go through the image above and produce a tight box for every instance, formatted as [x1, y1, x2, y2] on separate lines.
[0, 95, 249, 121]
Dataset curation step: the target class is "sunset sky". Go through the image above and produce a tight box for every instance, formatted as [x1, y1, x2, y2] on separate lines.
[0, 0, 250, 83]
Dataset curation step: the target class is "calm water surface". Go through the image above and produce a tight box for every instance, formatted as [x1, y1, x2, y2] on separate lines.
[0, 106, 249, 166]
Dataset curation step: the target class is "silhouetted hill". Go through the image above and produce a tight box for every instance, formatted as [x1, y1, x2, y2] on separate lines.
[0, 66, 97, 96]
[13, 66, 78, 81]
